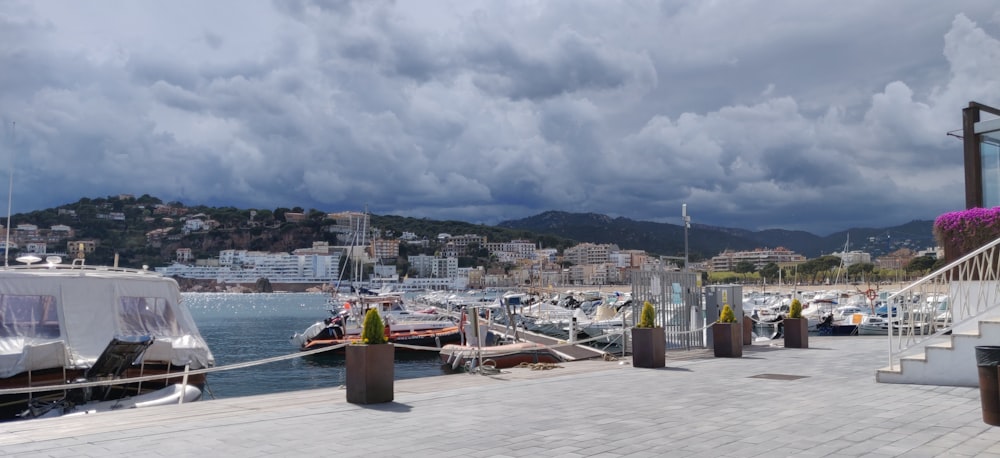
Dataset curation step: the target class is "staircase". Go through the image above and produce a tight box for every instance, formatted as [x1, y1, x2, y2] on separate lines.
[875, 241, 1000, 387]
[876, 315, 1000, 387]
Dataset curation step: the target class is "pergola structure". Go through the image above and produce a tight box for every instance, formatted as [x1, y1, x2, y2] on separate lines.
[963, 101, 1000, 208]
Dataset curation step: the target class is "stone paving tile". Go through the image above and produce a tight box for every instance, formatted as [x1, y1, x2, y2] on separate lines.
[6, 337, 1000, 457]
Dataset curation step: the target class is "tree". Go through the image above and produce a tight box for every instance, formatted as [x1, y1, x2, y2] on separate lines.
[847, 262, 875, 281]
[906, 255, 937, 273]
[759, 262, 780, 282]
[733, 261, 756, 275]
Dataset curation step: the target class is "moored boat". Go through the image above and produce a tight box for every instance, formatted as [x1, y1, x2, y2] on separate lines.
[439, 341, 561, 370]
[0, 256, 214, 421]
[291, 291, 460, 352]
[299, 324, 462, 352]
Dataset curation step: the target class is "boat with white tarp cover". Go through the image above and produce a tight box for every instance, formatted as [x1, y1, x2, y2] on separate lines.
[0, 255, 214, 420]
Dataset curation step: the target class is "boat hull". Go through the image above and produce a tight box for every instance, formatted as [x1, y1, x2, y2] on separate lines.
[302, 326, 462, 352]
[0, 364, 208, 421]
[439, 342, 562, 369]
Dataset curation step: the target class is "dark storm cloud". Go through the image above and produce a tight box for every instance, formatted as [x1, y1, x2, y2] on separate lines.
[2, 0, 1000, 236]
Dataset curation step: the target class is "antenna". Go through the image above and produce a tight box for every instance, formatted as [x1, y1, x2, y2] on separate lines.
[3, 121, 13, 267]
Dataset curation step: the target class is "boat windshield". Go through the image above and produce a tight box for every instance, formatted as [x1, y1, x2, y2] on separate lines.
[119, 296, 180, 336]
[0, 294, 60, 339]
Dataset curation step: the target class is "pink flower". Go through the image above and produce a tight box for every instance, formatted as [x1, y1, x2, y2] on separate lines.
[934, 207, 1000, 252]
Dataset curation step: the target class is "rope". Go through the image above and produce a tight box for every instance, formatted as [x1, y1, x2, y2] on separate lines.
[745, 314, 784, 325]
[514, 362, 562, 370]
[0, 342, 350, 396]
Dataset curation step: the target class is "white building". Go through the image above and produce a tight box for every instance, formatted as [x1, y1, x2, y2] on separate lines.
[183, 219, 206, 233]
[157, 249, 341, 284]
[484, 240, 536, 263]
[563, 243, 619, 266]
[408, 254, 458, 278]
[710, 247, 806, 271]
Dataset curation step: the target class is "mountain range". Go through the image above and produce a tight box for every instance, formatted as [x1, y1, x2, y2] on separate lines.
[495, 211, 935, 260]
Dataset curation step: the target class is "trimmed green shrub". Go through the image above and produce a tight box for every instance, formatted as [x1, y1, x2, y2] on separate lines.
[361, 308, 388, 344]
[638, 301, 657, 328]
[789, 298, 803, 319]
[718, 304, 736, 323]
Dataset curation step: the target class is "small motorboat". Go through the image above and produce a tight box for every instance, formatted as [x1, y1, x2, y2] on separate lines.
[439, 341, 561, 370]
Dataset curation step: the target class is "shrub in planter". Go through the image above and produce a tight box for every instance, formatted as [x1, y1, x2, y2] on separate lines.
[714, 304, 742, 357]
[631, 301, 665, 368]
[784, 298, 808, 349]
[346, 308, 394, 404]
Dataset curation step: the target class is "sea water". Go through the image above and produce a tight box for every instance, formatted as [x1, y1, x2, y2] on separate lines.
[183, 292, 452, 399]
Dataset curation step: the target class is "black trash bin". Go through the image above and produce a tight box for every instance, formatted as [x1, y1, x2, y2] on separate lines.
[976, 346, 1000, 426]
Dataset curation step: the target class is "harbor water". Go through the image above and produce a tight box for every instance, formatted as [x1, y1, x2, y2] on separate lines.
[183, 292, 452, 399]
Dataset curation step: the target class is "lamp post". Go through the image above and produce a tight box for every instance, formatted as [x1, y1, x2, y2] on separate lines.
[682, 204, 691, 271]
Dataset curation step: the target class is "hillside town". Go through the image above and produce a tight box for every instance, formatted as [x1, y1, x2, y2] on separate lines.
[0, 195, 941, 293]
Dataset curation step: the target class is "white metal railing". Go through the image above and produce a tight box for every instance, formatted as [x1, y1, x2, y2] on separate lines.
[886, 238, 1000, 370]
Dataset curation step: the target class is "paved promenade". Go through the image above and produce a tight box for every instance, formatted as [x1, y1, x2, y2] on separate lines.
[3, 336, 1000, 457]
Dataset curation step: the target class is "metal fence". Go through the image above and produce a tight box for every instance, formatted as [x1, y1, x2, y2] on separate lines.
[630, 270, 701, 350]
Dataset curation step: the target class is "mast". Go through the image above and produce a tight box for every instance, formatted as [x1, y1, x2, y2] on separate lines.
[3, 122, 13, 267]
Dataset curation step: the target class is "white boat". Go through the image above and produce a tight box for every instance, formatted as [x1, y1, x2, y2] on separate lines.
[34, 384, 203, 418]
[0, 256, 215, 421]
[290, 292, 457, 349]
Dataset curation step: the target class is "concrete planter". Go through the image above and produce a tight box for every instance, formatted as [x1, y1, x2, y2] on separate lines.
[713, 322, 742, 358]
[346, 343, 394, 404]
[631, 327, 666, 368]
[784, 318, 809, 349]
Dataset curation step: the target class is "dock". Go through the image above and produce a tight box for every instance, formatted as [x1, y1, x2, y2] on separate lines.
[480, 317, 615, 361]
[4, 336, 1000, 457]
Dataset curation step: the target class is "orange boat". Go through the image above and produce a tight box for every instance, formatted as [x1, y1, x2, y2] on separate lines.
[300, 325, 462, 352]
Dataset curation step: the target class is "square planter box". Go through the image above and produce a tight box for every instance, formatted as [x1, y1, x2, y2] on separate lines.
[346, 343, 394, 404]
[631, 327, 665, 368]
[743, 317, 753, 346]
[784, 317, 809, 349]
[713, 322, 742, 358]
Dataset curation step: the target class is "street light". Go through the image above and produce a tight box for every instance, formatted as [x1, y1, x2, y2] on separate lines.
[682, 204, 691, 271]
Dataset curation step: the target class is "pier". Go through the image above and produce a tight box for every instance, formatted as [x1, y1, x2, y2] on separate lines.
[4, 336, 1000, 457]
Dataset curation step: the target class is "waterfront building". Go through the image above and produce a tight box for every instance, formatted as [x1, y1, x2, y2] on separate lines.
[408, 254, 458, 278]
[441, 234, 486, 257]
[484, 240, 536, 263]
[157, 249, 341, 284]
[567, 263, 614, 285]
[563, 243, 620, 266]
[710, 247, 806, 271]
[371, 238, 400, 261]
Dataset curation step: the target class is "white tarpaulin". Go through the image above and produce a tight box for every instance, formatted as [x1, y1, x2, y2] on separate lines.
[0, 268, 214, 378]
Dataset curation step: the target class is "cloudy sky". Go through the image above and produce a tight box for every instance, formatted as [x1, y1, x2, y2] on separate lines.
[2, 1, 1000, 235]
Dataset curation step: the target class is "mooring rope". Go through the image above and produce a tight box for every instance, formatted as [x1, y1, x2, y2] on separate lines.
[0, 316, 778, 397]
[0, 342, 351, 396]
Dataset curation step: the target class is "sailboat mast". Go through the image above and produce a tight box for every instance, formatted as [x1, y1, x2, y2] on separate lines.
[3, 122, 13, 267]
